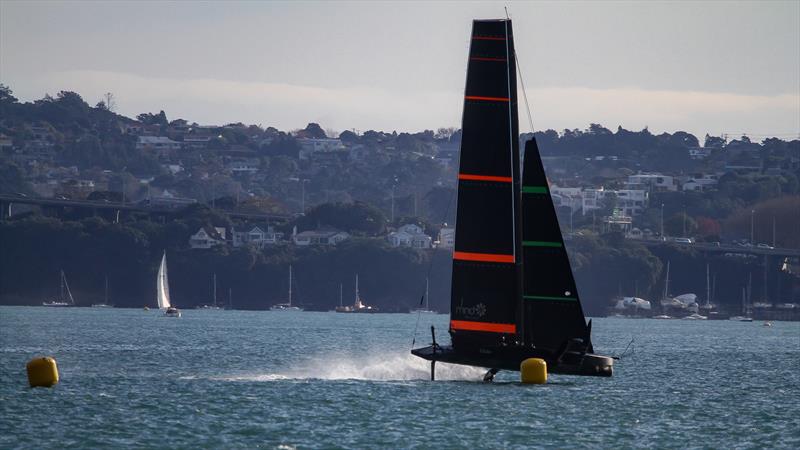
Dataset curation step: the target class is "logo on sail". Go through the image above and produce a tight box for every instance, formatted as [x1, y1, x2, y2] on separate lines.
[455, 302, 487, 318]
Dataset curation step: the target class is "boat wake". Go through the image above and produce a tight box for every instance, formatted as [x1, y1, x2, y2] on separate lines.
[208, 352, 485, 382]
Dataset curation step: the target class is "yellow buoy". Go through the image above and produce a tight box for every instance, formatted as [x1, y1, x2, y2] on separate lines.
[520, 358, 547, 384]
[26, 357, 59, 388]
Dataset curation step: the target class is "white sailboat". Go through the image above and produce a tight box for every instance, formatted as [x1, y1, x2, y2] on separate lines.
[411, 277, 437, 314]
[197, 273, 221, 309]
[92, 276, 114, 308]
[43, 270, 75, 307]
[158, 251, 180, 317]
[271, 265, 302, 311]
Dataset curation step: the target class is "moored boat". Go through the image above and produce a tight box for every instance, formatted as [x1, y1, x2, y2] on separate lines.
[336, 274, 378, 313]
[43, 270, 75, 307]
[271, 265, 302, 311]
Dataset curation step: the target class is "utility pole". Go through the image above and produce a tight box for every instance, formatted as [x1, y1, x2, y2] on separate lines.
[682, 207, 686, 237]
[750, 209, 755, 244]
[772, 216, 776, 247]
[660, 203, 664, 237]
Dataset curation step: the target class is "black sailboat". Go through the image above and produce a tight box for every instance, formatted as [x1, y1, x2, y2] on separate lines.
[411, 19, 613, 379]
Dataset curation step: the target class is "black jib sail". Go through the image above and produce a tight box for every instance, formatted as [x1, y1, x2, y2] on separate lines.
[520, 138, 593, 353]
[449, 19, 522, 348]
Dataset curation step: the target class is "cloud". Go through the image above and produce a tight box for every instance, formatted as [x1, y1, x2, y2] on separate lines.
[9, 70, 800, 139]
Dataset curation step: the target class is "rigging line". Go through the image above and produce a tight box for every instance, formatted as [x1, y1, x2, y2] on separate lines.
[514, 48, 535, 133]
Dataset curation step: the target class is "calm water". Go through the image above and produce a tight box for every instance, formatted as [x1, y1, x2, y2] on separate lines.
[1, 307, 798, 449]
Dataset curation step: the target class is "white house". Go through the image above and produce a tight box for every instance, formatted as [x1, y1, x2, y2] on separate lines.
[189, 227, 227, 249]
[583, 187, 648, 217]
[682, 174, 719, 192]
[232, 225, 283, 248]
[293, 229, 350, 246]
[625, 174, 677, 192]
[437, 227, 455, 249]
[227, 159, 260, 174]
[549, 185, 583, 214]
[136, 136, 182, 152]
[387, 224, 432, 249]
[297, 138, 345, 160]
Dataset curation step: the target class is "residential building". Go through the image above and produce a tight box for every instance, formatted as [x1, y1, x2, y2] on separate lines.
[227, 159, 260, 175]
[136, 136, 181, 158]
[688, 147, 712, 159]
[182, 135, 212, 150]
[232, 225, 283, 248]
[549, 185, 583, 214]
[387, 224, 432, 249]
[292, 229, 350, 246]
[583, 187, 648, 217]
[297, 138, 345, 160]
[189, 227, 227, 249]
[437, 227, 455, 249]
[681, 174, 719, 192]
[625, 174, 677, 192]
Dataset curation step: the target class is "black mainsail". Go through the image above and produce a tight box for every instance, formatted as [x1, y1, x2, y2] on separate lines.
[412, 18, 612, 378]
[450, 19, 521, 346]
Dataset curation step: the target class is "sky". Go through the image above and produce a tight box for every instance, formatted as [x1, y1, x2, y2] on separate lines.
[1, 0, 799, 141]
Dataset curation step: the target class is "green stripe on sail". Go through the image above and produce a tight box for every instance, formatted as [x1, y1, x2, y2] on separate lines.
[522, 241, 562, 248]
[524, 295, 578, 302]
[522, 186, 548, 194]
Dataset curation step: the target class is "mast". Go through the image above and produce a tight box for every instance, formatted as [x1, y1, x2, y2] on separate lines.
[355, 273, 359, 306]
[664, 261, 671, 301]
[104, 275, 109, 304]
[213, 273, 217, 307]
[705, 263, 710, 307]
[425, 277, 430, 310]
[288, 265, 293, 306]
[339, 283, 343, 307]
[60, 270, 65, 303]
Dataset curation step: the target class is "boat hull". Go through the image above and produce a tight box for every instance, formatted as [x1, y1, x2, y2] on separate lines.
[411, 344, 613, 377]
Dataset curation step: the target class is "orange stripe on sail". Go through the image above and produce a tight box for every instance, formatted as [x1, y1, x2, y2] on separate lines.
[458, 173, 512, 183]
[453, 251, 515, 263]
[470, 57, 507, 62]
[451, 320, 516, 333]
[465, 95, 510, 102]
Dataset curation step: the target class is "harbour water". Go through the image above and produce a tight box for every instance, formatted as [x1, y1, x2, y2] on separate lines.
[1, 307, 798, 448]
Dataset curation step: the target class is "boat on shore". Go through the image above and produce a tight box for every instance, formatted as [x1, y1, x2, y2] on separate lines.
[411, 18, 613, 380]
[158, 251, 180, 317]
[43, 270, 75, 307]
[336, 274, 378, 313]
[271, 265, 302, 311]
